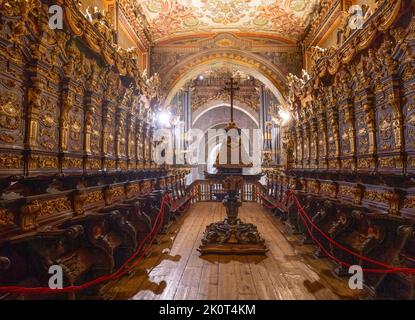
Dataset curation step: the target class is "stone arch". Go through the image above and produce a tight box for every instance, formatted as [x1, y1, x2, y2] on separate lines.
[162, 49, 288, 107]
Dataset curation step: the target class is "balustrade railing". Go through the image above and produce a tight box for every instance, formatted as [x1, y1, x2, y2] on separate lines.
[187, 180, 260, 203]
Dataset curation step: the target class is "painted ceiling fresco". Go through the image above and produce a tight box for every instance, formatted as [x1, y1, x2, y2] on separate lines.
[134, 0, 320, 42]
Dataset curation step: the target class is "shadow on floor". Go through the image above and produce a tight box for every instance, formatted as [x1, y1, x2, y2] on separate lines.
[100, 215, 189, 299]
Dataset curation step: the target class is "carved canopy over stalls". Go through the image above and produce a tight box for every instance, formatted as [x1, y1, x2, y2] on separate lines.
[0, 0, 162, 177]
[281, 0, 414, 215]
[257, 2, 415, 301]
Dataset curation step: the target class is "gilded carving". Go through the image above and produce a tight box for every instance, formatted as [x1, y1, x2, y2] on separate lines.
[403, 196, 415, 209]
[28, 155, 58, 170]
[307, 180, 320, 195]
[141, 180, 152, 194]
[73, 191, 87, 215]
[384, 191, 401, 216]
[105, 186, 125, 205]
[339, 185, 354, 198]
[320, 182, 337, 199]
[406, 104, 415, 150]
[364, 190, 388, 205]
[0, 95, 20, 130]
[0, 153, 22, 169]
[0, 92, 22, 144]
[32, 198, 72, 217]
[62, 157, 82, 170]
[341, 159, 354, 170]
[0, 208, 14, 227]
[379, 156, 403, 169]
[126, 183, 140, 198]
[20, 202, 40, 231]
[357, 158, 371, 170]
[104, 159, 116, 170]
[84, 191, 104, 206]
[408, 156, 415, 168]
[86, 158, 101, 170]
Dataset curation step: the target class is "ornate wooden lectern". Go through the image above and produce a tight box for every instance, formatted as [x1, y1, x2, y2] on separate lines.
[198, 77, 267, 255]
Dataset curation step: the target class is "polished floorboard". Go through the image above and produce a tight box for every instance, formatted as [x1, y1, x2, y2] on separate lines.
[101, 202, 365, 300]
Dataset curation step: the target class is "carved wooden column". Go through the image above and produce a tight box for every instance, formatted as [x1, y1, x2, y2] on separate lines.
[115, 89, 130, 171]
[283, 127, 295, 169]
[295, 126, 303, 169]
[303, 122, 311, 169]
[374, 34, 405, 174]
[148, 125, 155, 168]
[127, 102, 138, 170]
[357, 100, 377, 172]
[327, 106, 340, 170]
[339, 101, 356, 171]
[143, 122, 151, 169]
[60, 43, 85, 174]
[0, 32, 26, 176]
[101, 74, 118, 172]
[401, 28, 415, 174]
[83, 61, 103, 172]
[310, 118, 319, 169]
[26, 31, 61, 176]
[367, 101, 378, 160]
[317, 112, 328, 170]
[136, 119, 144, 169]
[333, 67, 356, 171]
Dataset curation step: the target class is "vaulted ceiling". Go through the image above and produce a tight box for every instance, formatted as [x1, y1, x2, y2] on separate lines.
[128, 0, 320, 43]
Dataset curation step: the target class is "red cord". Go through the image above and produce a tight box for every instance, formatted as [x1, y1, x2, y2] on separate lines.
[294, 197, 408, 274]
[260, 189, 415, 274]
[0, 196, 168, 295]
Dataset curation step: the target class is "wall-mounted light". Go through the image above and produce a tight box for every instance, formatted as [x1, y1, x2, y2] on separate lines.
[157, 110, 171, 127]
[278, 109, 291, 125]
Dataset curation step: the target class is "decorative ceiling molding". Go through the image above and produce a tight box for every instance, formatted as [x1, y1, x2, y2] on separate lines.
[119, 0, 152, 49]
[301, 0, 342, 47]
[124, 0, 320, 43]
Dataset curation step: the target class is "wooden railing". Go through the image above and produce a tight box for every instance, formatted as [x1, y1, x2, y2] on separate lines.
[188, 180, 260, 203]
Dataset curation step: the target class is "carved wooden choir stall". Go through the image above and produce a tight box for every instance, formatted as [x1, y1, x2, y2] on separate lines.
[0, 0, 193, 299]
[260, 0, 415, 300]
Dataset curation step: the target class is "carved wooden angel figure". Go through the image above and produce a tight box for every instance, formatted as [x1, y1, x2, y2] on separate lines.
[147, 73, 162, 100]
[144, 138, 150, 161]
[64, 43, 80, 77]
[60, 92, 73, 151]
[84, 109, 95, 154]
[337, 10, 353, 46]
[388, 93, 403, 150]
[137, 137, 143, 161]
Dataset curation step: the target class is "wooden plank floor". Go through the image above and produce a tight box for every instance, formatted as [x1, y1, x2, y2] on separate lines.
[101, 202, 366, 300]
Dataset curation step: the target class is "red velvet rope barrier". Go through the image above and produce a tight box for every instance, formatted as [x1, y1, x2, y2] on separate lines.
[292, 195, 414, 274]
[259, 189, 415, 274]
[291, 194, 415, 273]
[0, 195, 168, 295]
